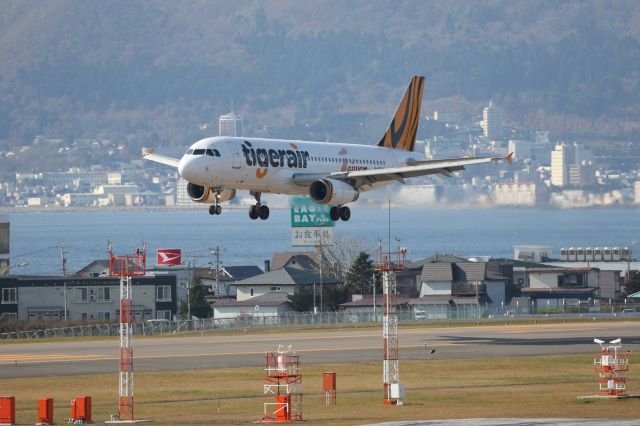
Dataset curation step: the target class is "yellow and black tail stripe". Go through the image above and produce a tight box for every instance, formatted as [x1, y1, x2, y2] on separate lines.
[376, 76, 425, 152]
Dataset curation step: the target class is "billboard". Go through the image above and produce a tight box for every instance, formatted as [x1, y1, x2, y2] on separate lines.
[157, 248, 182, 266]
[290, 196, 334, 227]
[291, 227, 335, 247]
[290, 196, 335, 246]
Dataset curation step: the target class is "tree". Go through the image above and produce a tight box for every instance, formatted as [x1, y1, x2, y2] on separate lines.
[624, 273, 640, 296]
[288, 287, 314, 312]
[179, 280, 211, 319]
[344, 251, 376, 295]
[320, 235, 368, 280]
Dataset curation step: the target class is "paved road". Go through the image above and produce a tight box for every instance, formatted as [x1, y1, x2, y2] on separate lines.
[1, 321, 638, 378]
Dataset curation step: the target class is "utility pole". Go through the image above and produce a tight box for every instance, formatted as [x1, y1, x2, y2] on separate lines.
[60, 245, 67, 320]
[372, 271, 377, 320]
[210, 246, 221, 299]
[60, 245, 66, 277]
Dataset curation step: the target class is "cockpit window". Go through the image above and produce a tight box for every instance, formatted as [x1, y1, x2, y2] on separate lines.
[193, 149, 206, 155]
[206, 149, 221, 157]
[186, 149, 194, 155]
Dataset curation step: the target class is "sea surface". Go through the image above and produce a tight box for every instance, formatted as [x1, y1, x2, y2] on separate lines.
[7, 207, 640, 275]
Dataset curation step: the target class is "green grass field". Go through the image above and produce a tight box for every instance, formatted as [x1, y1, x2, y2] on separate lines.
[2, 354, 639, 425]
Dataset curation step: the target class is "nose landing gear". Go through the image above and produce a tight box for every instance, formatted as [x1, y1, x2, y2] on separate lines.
[208, 190, 223, 215]
[249, 191, 269, 220]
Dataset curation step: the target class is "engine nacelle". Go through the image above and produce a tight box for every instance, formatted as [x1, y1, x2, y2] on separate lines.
[186, 183, 236, 204]
[309, 178, 359, 205]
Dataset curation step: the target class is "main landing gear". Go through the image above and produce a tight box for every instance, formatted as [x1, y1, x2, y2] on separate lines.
[249, 191, 269, 220]
[330, 206, 351, 221]
[208, 190, 222, 215]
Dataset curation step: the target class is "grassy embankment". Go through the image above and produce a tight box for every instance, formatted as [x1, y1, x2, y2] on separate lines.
[2, 354, 638, 425]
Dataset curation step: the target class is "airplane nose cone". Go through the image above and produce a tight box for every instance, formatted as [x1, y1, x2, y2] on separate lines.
[178, 157, 194, 182]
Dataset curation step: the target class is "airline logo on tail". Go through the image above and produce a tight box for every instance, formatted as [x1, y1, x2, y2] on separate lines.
[376, 75, 425, 152]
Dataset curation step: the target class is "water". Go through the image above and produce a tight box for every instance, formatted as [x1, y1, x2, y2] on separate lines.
[7, 207, 640, 275]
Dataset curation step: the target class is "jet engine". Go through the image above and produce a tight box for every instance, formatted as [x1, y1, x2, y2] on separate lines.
[186, 183, 236, 203]
[309, 178, 359, 205]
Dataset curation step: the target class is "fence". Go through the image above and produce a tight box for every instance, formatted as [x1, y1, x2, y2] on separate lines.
[1, 303, 639, 340]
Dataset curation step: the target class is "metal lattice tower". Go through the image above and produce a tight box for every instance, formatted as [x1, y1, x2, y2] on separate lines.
[119, 275, 134, 419]
[109, 242, 146, 421]
[383, 270, 399, 404]
[375, 242, 406, 405]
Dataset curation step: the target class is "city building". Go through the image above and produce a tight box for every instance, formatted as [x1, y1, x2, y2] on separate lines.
[513, 246, 553, 263]
[175, 177, 193, 206]
[507, 140, 531, 161]
[550, 143, 573, 187]
[482, 100, 503, 140]
[569, 162, 596, 186]
[635, 181, 640, 204]
[0, 275, 177, 322]
[219, 112, 243, 137]
[551, 143, 595, 187]
[493, 183, 537, 206]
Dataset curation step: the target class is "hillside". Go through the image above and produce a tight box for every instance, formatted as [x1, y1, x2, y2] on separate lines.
[0, 0, 639, 153]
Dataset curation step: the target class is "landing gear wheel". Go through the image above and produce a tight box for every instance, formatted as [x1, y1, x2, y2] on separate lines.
[209, 205, 217, 215]
[330, 206, 340, 221]
[259, 205, 270, 220]
[339, 206, 351, 221]
[249, 205, 259, 220]
[215, 205, 222, 215]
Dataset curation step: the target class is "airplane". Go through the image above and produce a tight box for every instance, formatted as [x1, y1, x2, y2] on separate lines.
[144, 76, 511, 221]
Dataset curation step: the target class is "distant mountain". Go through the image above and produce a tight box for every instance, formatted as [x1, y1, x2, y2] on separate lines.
[0, 0, 638, 151]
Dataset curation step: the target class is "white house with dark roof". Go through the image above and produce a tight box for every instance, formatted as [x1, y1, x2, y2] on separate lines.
[232, 267, 341, 301]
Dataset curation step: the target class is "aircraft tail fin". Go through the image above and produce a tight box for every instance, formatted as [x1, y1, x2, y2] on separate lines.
[376, 75, 425, 152]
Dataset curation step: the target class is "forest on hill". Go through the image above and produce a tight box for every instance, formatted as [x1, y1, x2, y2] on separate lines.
[0, 0, 638, 154]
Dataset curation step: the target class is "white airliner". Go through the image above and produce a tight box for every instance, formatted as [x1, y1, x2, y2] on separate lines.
[144, 76, 511, 221]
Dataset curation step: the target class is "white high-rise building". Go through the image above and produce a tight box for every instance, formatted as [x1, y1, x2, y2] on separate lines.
[635, 181, 640, 204]
[482, 100, 503, 140]
[218, 112, 243, 137]
[550, 143, 571, 187]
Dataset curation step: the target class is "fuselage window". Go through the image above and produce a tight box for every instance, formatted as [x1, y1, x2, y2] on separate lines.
[206, 149, 215, 156]
[186, 149, 194, 155]
[193, 149, 205, 155]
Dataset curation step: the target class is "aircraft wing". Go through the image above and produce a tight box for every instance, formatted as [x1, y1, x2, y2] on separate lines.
[292, 154, 512, 189]
[143, 153, 180, 168]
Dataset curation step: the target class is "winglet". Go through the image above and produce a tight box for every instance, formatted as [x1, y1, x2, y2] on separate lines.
[376, 76, 425, 152]
[505, 152, 513, 164]
[491, 152, 513, 165]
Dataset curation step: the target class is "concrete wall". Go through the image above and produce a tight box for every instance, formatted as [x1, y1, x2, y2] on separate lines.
[528, 272, 559, 289]
[213, 304, 293, 319]
[419, 281, 451, 297]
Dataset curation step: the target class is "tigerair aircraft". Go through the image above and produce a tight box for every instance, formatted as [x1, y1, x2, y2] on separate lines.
[144, 76, 511, 221]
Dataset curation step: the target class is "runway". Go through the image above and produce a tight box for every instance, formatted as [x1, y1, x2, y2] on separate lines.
[1, 321, 638, 379]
